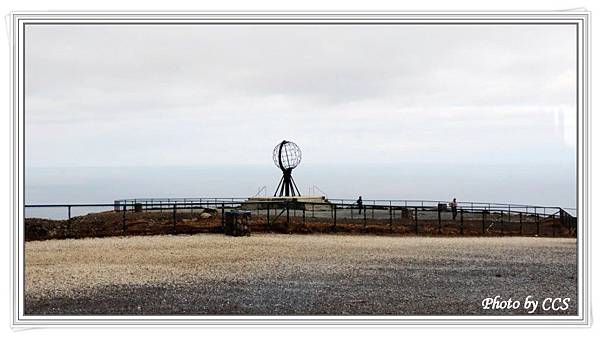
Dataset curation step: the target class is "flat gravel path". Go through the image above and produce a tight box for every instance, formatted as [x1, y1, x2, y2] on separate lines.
[24, 234, 577, 315]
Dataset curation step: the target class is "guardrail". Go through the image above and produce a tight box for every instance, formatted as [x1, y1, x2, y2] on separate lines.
[112, 197, 576, 217]
[25, 199, 577, 239]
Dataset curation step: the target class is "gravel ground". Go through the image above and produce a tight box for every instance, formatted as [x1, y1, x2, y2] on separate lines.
[24, 234, 577, 315]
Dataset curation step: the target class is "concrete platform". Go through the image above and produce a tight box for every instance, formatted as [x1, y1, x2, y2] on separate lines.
[243, 196, 329, 210]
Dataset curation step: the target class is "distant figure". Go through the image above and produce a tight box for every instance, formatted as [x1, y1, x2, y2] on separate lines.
[357, 196, 363, 215]
[450, 198, 458, 220]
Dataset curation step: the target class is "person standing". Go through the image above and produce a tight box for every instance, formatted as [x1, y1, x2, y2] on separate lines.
[450, 198, 458, 220]
[357, 196, 363, 215]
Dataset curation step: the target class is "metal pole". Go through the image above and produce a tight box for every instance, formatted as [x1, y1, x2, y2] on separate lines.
[437, 208, 442, 234]
[460, 209, 464, 235]
[333, 204, 337, 232]
[414, 207, 418, 234]
[267, 203, 270, 228]
[286, 201, 290, 227]
[500, 210, 504, 235]
[302, 207, 306, 227]
[536, 213, 540, 236]
[372, 201, 375, 219]
[519, 212, 523, 235]
[67, 205, 72, 237]
[173, 204, 177, 228]
[221, 203, 225, 228]
[122, 206, 127, 234]
[482, 211, 486, 234]
[363, 205, 367, 230]
[389, 205, 393, 232]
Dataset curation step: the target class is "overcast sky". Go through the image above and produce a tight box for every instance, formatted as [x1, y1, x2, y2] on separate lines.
[25, 24, 576, 168]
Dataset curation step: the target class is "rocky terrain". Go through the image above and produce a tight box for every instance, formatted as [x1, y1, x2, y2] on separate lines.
[24, 208, 571, 241]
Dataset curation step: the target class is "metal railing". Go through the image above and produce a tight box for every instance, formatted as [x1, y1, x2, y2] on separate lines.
[25, 199, 577, 240]
[112, 197, 576, 217]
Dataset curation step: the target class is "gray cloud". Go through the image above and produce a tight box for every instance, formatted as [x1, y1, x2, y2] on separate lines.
[25, 24, 576, 167]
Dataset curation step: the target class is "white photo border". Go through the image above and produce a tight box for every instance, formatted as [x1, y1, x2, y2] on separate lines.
[9, 11, 591, 328]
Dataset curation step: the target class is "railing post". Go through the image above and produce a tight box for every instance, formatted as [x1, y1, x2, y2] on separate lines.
[414, 207, 418, 234]
[302, 206, 306, 227]
[508, 205, 511, 222]
[363, 206, 367, 230]
[482, 211, 486, 234]
[372, 201, 375, 219]
[173, 204, 177, 228]
[437, 208, 442, 234]
[267, 203, 270, 228]
[221, 203, 225, 228]
[67, 205, 72, 237]
[536, 213, 540, 236]
[500, 210, 504, 235]
[122, 205, 127, 234]
[351, 205, 353, 219]
[460, 208, 464, 235]
[334, 204, 337, 231]
[560, 209, 565, 228]
[389, 205, 393, 232]
[312, 203, 315, 218]
[286, 201, 290, 228]
[519, 212, 523, 235]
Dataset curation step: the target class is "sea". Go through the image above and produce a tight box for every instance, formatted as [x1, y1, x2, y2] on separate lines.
[24, 163, 577, 219]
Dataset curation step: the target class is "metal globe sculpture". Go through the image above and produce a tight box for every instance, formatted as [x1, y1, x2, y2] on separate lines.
[273, 140, 302, 197]
[272, 141, 302, 170]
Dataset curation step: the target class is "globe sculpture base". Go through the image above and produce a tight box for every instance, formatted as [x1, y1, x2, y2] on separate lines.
[274, 168, 301, 197]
